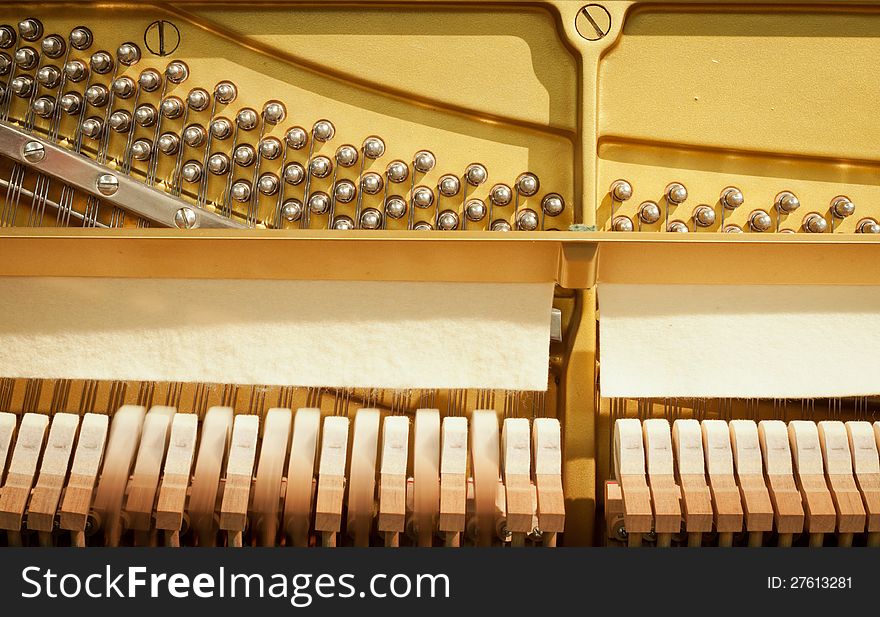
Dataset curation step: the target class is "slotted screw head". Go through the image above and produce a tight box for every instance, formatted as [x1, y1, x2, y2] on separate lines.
[96, 173, 118, 195]
[174, 207, 197, 229]
[22, 141, 45, 163]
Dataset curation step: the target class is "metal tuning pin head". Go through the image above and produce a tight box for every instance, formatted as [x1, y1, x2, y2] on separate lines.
[285, 126, 307, 150]
[180, 161, 203, 183]
[412, 186, 434, 208]
[69, 27, 92, 51]
[386, 160, 409, 184]
[230, 180, 252, 203]
[134, 104, 158, 127]
[610, 179, 633, 202]
[665, 182, 688, 205]
[36, 65, 61, 88]
[283, 162, 305, 185]
[157, 132, 180, 156]
[281, 199, 303, 223]
[413, 221, 434, 231]
[360, 172, 384, 195]
[108, 110, 132, 132]
[0, 25, 15, 49]
[58, 92, 82, 114]
[490, 183, 512, 206]
[857, 218, 880, 234]
[138, 69, 162, 92]
[830, 196, 855, 219]
[129, 138, 153, 161]
[438, 174, 460, 197]
[80, 116, 104, 139]
[748, 209, 772, 232]
[214, 81, 237, 105]
[187, 88, 210, 112]
[333, 215, 355, 230]
[413, 150, 435, 174]
[84, 84, 109, 107]
[774, 191, 800, 213]
[18, 18, 43, 42]
[692, 204, 716, 227]
[236, 108, 259, 131]
[491, 219, 512, 232]
[308, 191, 330, 214]
[312, 119, 335, 142]
[334, 179, 357, 203]
[465, 198, 487, 222]
[723, 224, 744, 233]
[637, 200, 661, 224]
[385, 196, 407, 219]
[14, 47, 38, 70]
[10, 75, 33, 97]
[161, 96, 185, 119]
[207, 153, 230, 175]
[667, 220, 689, 233]
[32, 96, 55, 118]
[89, 51, 113, 75]
[262, 100, 286, 125]
[516, 208, 539, 231]
[721, 186, 744, 209]
[0, 52, 10, 75]
[611, 215, 634, 232]
[259, 137, 282, 160]
[111, 76, 135, 98]
[802, 212, 828, 233]
[183, 124, 206, 147]
[360, 207, 383, 230]
[258, 173, 280, 196]
[335, 144, 359, 168]
[541, 193, 565, 217]
[465, 163, 488, 186]
[437, 209, 460, 230]
[363, 136, 385, 159]
[116, 42, 141, 66]
[64, 59, 87, 82]
[309, 155, 332, 178]
[209, 117, 232, 140]
[233, 144, 256, 167]
[41, 35, 65, 59]
[165, 61, 189, 84]
[516, 172, 539, 197]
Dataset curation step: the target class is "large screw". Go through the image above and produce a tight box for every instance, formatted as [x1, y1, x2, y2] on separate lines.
[174, 207, 197, 229]
[96, 173, 119, 196]
[576, 4, 612, 41]
[22, 140, 45, 163]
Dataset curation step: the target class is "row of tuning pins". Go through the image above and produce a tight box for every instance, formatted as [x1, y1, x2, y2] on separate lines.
[606, 179, 880, 233]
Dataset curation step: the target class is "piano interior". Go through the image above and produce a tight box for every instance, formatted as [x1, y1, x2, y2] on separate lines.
[1, 1, 879, 548]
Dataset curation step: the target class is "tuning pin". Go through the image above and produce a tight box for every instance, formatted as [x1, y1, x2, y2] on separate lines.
[286, 127, 307, 150]
[361, 172, 384, 195]
[230, 180, 252, 203]
[111, 76, 135, 98]
[0, 52, 10, 75]
[465, 198, 487, 222]
[610, 179, 633, 202]
[184, 88, 209, 112]
[165, 61, 189, 84]
[413, 150, 435, 173]
[182, 124, 206, 147]
[774, 191, 800, 213]
[80, 116, 104, 139]
[438, 174, 460, 197]
[857, 218, 880, 234]
[130, 138, 152, 161]
[116, 42, 141, 66]
[161, 96, 185, 119]
[491, 219, 512, 232]
[333, 215, 355, 230]
[830, 196, 854, 219]
[385, 196, 407, 219]
[412, 186, 434, 208]
[310, 155, 333, 178]
[64, 59, 87, 82]
[665, 182, 688, 205]
[138, 69, 162, 93]
[723, 224, 744, 233]
[363, 136, 385, 159]
[36, 65, 61, 88]
[437, 210, 459, 230]
[312, 120, 335, 142]
[236, 108, 258, 130]
[386, 160, 409, 183]
[258, 173, 280, 196]
[281, 199, 303, 223]
[490, 184, 512, 206]
[0, 25, 15, 49]
[692, 204, 716, 227]
[308, 191, 330, 214]
[262, 100, 286, 125]
[360, 208, 383, 230]
[207, 153, 230, 175]
[611, 215, 634, 232]
[259, 137, 282, 160]
[465, 163, 487, 186]
[32, 96, 55, 118]
[84, 84, 109, 107]
[283, 162, 305, 185]
[667, 220, 689, 233]
[209, 117, 232, 140]
[335, 145, 358, 167]
[333, 179, 357, 204]
[748, 209, 772, 232]
[637, 200, 661, 224]
[233, 144, 256, 167]
[18, 18, 43, 41]
[180, 161, 203, 184]
[802, 212, 827, 233]
[89, 51, 113, 75]
[541, 193, 565, 216]
[10, 75, 33, 97]
[14, 47, 38, 70]
[214, 81, 237, 104]
[134, 104, 157, 127]
[58, 92, 82, 114]
[69, 27, 92, 51]
[721, 186, 744, 209]
[516, 208, 539, 230]
[41, 35, 65, 59]
[157, 132, 180, 155]
[108, 110, 131, 133]
[516, 173, 539, 197]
